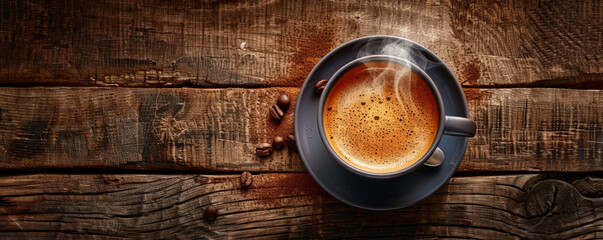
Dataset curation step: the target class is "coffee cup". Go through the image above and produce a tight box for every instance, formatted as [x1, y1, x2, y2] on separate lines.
[317, 55, 475, 179]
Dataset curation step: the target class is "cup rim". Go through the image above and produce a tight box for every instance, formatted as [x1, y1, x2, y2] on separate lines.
[317, 55, 446, 179]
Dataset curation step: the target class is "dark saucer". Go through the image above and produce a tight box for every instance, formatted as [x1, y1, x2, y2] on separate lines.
[293, 36, 471, 210]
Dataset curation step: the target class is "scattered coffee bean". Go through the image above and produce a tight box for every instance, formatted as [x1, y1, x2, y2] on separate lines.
[256, 142, 273, 156]
[314, 79, 327, 93]
[269, 105, 284, 121]
[277, 94, 291, 111]
[285, 135, 296, 150]
[240, 171, 253, 188]
[204, 205, 218, 221]
[273, 136, 285, 150]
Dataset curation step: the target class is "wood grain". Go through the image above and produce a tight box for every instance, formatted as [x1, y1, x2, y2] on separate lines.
[0, 87, 600, 172]
[0, 0, 600, 88]
[462, 88, 602, 172]
[0, 87, 301, 171]
[0, 173, 601, 239]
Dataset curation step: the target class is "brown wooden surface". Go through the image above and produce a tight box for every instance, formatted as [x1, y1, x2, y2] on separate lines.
[0, 0, 600, 88]
[0, 87, 600, 172]
[0, 0, 601, 239]
[0, 174, 602, 239]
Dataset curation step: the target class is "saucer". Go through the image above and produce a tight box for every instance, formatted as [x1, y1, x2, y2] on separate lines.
[293, 36, 470, 210]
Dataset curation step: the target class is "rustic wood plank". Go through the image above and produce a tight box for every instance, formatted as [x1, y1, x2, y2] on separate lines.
[0, 0, 600, 87]
[0, 87, 600, 172]
[0, 87, 302, 171]
[462, 88, 603, 172]
[0, 173, 601, 239]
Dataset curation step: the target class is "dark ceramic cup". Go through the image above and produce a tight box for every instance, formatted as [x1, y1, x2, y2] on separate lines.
[317, 55, 476, 179]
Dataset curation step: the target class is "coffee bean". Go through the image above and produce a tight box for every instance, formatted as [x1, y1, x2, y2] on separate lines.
[273, 136, 285, 150]
[269, 105, 284, 121]
[256, 142, 273, 156]
[240, 171, 253, 188]
[285, 135, 296, 150]
[277, 94, 291, 111]
[314, 79, 327, 93]
[203, 205, 218, 221]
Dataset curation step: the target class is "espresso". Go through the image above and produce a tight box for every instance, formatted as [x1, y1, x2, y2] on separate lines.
[323, 61, 439, 173]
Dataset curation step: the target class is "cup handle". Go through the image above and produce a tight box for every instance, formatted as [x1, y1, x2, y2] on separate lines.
[423, 116, 476, 167]
[443, 116, 476, 137]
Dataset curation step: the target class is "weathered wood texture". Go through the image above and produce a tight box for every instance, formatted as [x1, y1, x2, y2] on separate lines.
[0, 87, 600, 172]
[462, 88, 602, 172]
[0, 0, 600, 88]
[0, 173, 601, 239]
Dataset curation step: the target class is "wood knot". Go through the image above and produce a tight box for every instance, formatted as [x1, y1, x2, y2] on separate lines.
[511, 177, 603, 238]
[524, 180, 578, 219]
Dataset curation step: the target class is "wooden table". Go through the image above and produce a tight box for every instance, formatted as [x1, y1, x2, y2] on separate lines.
[0, 0, 601, 239]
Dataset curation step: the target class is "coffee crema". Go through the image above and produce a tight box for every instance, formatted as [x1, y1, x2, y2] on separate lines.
[323, 61, 439, 173]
